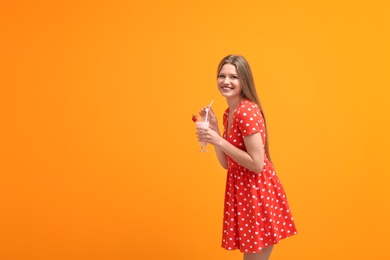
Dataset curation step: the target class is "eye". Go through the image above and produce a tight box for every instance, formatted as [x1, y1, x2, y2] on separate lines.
[218, 74, 226, 79]
[231, 75, 238, 79]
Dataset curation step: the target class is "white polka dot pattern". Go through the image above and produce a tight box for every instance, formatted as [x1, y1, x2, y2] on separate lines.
[221, 99, 297, 253]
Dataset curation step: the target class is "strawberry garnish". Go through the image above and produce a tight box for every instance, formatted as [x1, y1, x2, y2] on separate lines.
[192, 114, 198, 122]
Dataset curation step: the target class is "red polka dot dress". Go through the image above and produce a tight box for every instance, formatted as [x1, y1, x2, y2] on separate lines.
[221, 99, 297, 253]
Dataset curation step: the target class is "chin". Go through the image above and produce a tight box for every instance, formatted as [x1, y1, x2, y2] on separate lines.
[220, 92, 239, 99]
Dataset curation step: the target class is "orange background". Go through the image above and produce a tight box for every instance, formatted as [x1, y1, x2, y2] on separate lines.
[1, 0, 389, 259]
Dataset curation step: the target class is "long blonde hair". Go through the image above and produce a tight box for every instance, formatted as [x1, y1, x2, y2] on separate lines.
[217, 54, 273, 162]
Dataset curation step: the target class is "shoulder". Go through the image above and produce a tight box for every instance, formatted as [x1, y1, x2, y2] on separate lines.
[223, 108, 229, 118]
[236, 100, 264, 137]
[223, 108, 229, 115]
[236, 99, 261, 119]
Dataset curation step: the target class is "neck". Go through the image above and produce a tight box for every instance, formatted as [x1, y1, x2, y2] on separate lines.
[227, 96, 244, 112]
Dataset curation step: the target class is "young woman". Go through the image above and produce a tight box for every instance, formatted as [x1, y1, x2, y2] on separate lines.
[196, 55, 297, 260]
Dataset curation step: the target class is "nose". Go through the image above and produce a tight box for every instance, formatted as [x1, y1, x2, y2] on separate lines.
[223, 77, 230, 84]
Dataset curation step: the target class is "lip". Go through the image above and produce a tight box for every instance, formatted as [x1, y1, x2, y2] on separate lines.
[221, 86, 233, 90]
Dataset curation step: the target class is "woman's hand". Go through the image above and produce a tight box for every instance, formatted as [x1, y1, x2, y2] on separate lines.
[196, 124, 222, 146]
[199, 107, 219, 132]
[196, 106, 228, 169]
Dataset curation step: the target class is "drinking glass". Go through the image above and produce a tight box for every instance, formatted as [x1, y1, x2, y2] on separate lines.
[196, 120, 209, 152]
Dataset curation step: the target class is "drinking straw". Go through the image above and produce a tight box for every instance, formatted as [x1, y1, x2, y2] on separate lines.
[205, 100, 214, 122]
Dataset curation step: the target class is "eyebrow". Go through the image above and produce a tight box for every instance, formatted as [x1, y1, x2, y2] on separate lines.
[219, 73, 238, 76]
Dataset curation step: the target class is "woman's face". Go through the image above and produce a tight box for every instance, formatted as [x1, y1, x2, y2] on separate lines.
[217, 64, 241, 99]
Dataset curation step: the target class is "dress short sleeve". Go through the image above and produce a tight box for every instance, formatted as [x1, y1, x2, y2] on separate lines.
[236, 101, 263, 137]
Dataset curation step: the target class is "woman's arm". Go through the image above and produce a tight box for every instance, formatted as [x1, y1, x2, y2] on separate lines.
[216, 133, 264, 173]
[197, 104, 265, 173]
[199, 128, 264, 173]
[197, 107, 228, 169]
[209, 126, 228, 169]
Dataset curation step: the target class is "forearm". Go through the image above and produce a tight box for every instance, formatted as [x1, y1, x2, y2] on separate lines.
[211, 127, 228, 169]
[215, 138, 264, 173]
[214, 146, 228, 169]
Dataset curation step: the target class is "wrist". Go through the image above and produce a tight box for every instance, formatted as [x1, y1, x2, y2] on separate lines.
[211, 126, 221, 134]
[216, 135, 225, 148]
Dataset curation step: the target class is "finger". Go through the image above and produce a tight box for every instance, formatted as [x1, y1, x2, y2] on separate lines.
[196, 127, 207, 132]
[208, 107, 216, 116]
[199, 107, 207, 115]
[211, 107, 216, 114]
